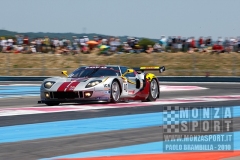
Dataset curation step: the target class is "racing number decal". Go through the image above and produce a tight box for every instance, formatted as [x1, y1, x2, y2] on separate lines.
[104, 84, 110, 87]
[123, 83, 128, 92]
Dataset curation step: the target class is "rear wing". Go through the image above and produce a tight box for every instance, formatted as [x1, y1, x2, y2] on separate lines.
[133, 66, 166, 73]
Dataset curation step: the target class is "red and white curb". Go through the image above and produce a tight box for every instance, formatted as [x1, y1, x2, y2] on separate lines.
[0, 95, 239, 117]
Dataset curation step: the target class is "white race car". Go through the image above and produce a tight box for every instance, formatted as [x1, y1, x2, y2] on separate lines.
[38, 65, 165, 106]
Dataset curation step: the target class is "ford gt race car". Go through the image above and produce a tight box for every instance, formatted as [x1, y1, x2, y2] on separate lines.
[38, 65, 165, 106]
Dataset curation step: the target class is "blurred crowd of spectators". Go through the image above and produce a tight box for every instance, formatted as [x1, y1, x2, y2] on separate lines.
[0, 35, 240, 55]
[159, 36, 240, 53]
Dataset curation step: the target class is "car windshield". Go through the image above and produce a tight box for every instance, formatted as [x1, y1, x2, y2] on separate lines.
[68, 66, 120, 78]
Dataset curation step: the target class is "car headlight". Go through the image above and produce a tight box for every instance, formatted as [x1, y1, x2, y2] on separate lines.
[44, 81, 55, 89]
[85, 80, 102, 88]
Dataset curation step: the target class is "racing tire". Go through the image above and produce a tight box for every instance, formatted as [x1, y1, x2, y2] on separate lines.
[145, 79, 159, 102]
[110, 80, 121, 103]
[45, 102, 60, 106]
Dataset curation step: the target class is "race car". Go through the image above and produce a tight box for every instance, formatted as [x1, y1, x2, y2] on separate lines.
[38, 65, 165, 106]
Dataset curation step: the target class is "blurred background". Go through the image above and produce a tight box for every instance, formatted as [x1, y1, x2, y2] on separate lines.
[1, 0, 240, 77]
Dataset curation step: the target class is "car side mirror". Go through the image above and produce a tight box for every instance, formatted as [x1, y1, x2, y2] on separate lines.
[127, 69, 134, 73]
[122, 69, 134, 77]
[62, 71, 68, 77]
[159, 66, 165, 73]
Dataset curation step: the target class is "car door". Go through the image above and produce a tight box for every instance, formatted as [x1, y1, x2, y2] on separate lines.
[120, 66, 139, 96]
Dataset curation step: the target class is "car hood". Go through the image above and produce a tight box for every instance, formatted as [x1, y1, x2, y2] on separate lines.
[42, 77, 108, 91]
[45, 76, 107, 82]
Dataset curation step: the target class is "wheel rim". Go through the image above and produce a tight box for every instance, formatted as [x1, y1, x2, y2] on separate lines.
[112, 82, 120, 101]
[150, 79, 158, 99]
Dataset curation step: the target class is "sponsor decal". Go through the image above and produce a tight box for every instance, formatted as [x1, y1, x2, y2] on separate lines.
[66, 82, 80, 91]
[96, 97, 109, 100]
[128, 90, 135, 94]
[100, 97, 109, 100]
[86, 66, 107, 69]
[104, 84, 111, 90]
[104, 84, 110, 87]
[140, 66, 159, 69]
[95, 91, 110, 94]
[104, 91, 110, 94]
[69, 86, 75, 91]
[123, 83, 128, 91]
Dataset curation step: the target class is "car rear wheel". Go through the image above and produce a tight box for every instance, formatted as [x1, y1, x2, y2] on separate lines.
[110, 80, 120, 103]
[45, 102, 60, 106]
[146, 79, 159, 101]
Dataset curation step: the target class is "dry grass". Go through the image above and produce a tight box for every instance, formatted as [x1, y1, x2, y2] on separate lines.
[0, 51, 240, 76]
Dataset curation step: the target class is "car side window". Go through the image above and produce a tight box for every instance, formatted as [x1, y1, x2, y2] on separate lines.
[120, 67, 135, 77]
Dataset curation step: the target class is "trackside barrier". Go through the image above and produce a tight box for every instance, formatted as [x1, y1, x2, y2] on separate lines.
[0, 76, 52, 81]
[0, 76, 239, 82]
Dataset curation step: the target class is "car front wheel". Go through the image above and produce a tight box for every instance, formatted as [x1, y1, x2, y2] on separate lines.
[110, 80, 120, 103]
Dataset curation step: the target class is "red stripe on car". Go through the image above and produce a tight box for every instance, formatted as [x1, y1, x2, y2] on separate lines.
[57, 82, 71, 92]
[66, 81, 80, 91]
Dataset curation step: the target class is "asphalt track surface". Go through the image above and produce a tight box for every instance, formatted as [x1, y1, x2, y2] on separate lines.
[0, 82, 240, 160]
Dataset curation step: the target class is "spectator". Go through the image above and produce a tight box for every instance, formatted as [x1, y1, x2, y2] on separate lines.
[206, 36, 212, 46]
[186, 37, 192, 51]
[198, 36, 204, 47]
[72, 37, 78, 54]
[79, 36, 85, 51]
[237, 37, 240, 52]
[30, 45, 37, 53]
[52, 38, 59, 52]
[36, 38, 42, 53]
[93, 36, 99, 42]
[159, 35, 167, 50]
[176, 36, 182, 52]
[123, 42, 132, 53]
[83, 36, 89, 43]
[1, 38, 7, 52]
[233, 37, 238, 52]
[23, 36, 29, 45]
[181, 37, 187, 52]
[172, 36, 178, 52]
[190, 37, 196, 48]
[167, 36, 172, 52]
[7, 39, 13, 51]
[229, 37, 236, 52]
[101, 37, 108, 45]
[218, 37, 223, 45]
[198, 37, 205, 52]
[145, 45, 153, 54]
[212, 42, 224, 53]
[0, 38, 2, 52]
[153, 43, 162, 52]
[14, 45, 24, 53]
[16, 35, 23, 45]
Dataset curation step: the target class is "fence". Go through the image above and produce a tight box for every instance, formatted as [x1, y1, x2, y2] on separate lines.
[0, 52, 240, 76]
